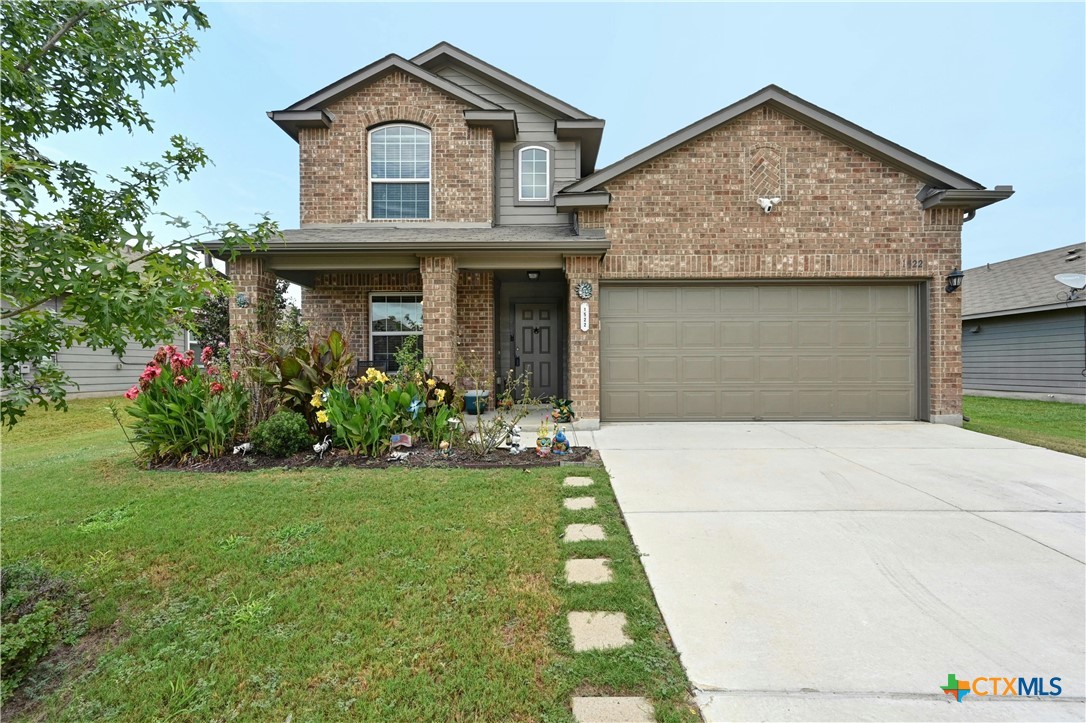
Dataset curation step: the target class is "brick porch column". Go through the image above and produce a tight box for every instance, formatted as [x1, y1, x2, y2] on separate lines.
[420, 256, 458, 380]
[228, 255, 277, 347]
[565, 255, 601, 425]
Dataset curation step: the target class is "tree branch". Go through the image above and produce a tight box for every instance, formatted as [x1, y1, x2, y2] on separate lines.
[17, 0, 147, 73]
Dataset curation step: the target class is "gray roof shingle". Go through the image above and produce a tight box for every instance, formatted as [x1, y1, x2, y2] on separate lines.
[962, 243, 1086, 317]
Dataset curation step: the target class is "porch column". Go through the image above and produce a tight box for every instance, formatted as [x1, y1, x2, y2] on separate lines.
[228, 255, 277, 346]
[565, 255, 601, 426]
[420, 255, 458, 380]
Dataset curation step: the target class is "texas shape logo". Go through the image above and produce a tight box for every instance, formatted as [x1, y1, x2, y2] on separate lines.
[941, 674, 970, 702]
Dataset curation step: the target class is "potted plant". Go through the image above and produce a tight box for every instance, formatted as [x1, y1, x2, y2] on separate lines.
[551, 398, 575, 423]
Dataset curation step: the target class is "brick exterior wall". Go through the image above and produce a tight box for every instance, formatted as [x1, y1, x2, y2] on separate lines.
[301, 271, 422, 359]
[585, 106, 966, 420]
[298, 70, 493, 225]
[419, 256, 458, 380]
[228, 256, 278, 344]
[565, 256, 602, 419]
[456, 271, 495, 390]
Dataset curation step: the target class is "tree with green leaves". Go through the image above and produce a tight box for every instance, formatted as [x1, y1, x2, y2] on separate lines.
[194, 279, 309, 352]
[1, 1, 279, 428]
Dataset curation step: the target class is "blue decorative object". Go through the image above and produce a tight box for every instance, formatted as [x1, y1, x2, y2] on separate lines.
[464, 390, 490, 415]
[408, 398, 422, 418]
[235, 292, 250, 308]
[552, 427, 570, 455]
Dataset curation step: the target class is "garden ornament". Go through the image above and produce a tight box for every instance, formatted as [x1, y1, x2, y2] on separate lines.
[439, 440, 452, 458]
[508, 425, 522, 455]
[536, 417, 553, 458]
[232, 442, 253, 456]
[552, 427, 570, 455]
[313, 435, 332, 459]
[408, 398, 423, 418]
[390, 434, 413, 449]
[388, 450, 410, 462]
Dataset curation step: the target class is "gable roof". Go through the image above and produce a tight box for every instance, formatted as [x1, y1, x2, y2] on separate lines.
[412, 42, 598, 120]
[268, 54, 502, 138]
[562, 84, 990, 195]
[963, 243, 1086, 319]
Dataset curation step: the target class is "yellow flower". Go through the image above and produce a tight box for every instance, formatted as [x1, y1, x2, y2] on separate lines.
[310, 390, 323, 408]
[426, 378, 437, 389]
[435, 388, 446, 402]
[316, 410, 329, 424]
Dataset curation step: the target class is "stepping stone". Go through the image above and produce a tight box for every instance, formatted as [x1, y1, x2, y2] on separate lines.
[572, 696, 654, 722]
[565, 558, 612, 584]
[563, 524, 605, 542]
[563, 496, 596, 511]
[568, 611, 631, 651]
[563, 476, 594, 487]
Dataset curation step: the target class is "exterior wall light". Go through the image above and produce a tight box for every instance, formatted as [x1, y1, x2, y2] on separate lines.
[945, 269, 964, 293]
[526, 270, 540, 280]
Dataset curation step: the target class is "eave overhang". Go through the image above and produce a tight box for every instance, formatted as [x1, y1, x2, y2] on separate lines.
[918, 185, 1015, 211]
[554, 191, 611, 211]
[963, 298, 1085, 321]
[556, 119, 605, 176]
[464, 109, 518, 141]
[266, 110, 334, 140]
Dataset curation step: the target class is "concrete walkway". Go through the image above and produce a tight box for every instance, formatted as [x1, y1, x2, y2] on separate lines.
[595, 422, 1086, 722]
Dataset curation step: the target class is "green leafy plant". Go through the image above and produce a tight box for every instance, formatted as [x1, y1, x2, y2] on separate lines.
[317, 370, 427, 456]
[252, 330, 354, 434]
[0, 560, 88, 703]
[123, 344, 248, 462]
[250, 410, 312, 458]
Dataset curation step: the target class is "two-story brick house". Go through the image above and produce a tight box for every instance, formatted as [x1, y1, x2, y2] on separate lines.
[216, 42, 1012, 427]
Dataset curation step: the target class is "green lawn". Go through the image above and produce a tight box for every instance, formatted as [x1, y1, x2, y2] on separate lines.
[0, 399, 697, 721]
[963, 395, 1086, 457]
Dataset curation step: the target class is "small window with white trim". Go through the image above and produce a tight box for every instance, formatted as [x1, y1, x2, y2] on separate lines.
[369, 124, 431, 220]
[369, 294, 423, 371]
[518, 145, 550, 202]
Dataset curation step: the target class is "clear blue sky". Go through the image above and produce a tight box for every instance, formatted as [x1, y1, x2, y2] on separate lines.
[47, 1, 1085, 271]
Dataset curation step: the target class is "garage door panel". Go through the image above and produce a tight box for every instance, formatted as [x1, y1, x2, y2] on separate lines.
[602, 321, 639, 348]
[759, 321, 794, 347]
[681, 321, 717, 348]
[682, 356, 717, 383]
[600, 284, 918, 421]
[721, 356, 756, 382]
[643, 322, 678, 348]
[642, 356, 678, 383]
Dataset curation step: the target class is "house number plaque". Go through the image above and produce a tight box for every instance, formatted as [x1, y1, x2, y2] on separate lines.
[580, 302, 590, 332]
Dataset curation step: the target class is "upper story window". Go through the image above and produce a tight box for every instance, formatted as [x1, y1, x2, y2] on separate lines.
[518, 146, 551, 202]
[369, 124, 431, 220]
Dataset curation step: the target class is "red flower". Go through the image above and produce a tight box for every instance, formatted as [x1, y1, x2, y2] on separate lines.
[201, 345, 214, 365]
[231, 370, 239, 381]
[207, 364, 220, 376]
[209, 382, 225, 396]
[138, 363, 162, 390]
[124, 385, 140, 400]
[174, 374, 189, 387]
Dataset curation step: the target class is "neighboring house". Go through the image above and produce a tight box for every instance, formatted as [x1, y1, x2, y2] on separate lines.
[211, 42, 1013, 426]
[962, 243, 1086, 404]
[12, 297, 189, 398]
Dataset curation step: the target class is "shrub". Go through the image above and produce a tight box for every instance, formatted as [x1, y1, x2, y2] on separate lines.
[251, 410, 312, 457]
[253, 330, 354, 435]
[123, 345, 249, 462]
[0, 561, 88, 703]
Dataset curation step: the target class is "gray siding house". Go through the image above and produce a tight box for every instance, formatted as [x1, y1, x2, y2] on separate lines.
[962, 243, 1086, 403]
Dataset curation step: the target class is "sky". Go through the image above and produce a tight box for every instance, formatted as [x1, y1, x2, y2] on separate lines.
[46, 1, 1085, 274]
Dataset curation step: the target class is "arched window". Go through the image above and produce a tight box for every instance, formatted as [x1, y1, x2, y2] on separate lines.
[518, 145, 551, 202]
[369, 124, 431, 220]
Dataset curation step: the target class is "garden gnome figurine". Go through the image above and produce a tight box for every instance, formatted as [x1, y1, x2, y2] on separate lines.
[552, 427, 569, 455]
[536, 418, 553, 457]
[439, 440, 452, 458]
[508, 425, 522, 455]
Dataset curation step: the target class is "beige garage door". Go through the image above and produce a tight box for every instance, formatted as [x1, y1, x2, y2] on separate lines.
[600, 284, 919, 421]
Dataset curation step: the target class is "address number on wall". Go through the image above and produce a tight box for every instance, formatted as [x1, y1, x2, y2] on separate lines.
[580, 302, 590, 332]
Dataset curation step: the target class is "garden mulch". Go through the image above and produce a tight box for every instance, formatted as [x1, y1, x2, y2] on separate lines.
[153, 444, 596, 473]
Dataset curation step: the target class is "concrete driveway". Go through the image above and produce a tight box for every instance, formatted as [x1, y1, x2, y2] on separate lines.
[594, 422, 1085, 722]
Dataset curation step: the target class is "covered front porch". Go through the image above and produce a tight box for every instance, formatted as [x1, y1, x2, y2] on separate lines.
[219, 224, 607, 425]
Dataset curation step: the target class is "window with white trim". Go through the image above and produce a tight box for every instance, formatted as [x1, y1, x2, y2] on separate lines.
[369, 294, 423, 371]
[518, 146, 550, 201]
[369, 124, 431, 220]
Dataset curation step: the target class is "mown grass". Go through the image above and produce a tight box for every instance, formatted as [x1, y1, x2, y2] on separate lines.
[0, 398, 696, 721]
[963, 395, 1086, 457]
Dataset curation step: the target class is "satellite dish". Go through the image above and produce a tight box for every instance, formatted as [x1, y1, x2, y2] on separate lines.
[1054, 273, 1086, 290]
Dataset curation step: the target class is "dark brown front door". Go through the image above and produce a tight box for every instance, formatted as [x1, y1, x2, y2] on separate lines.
[515, 303, 559, 400]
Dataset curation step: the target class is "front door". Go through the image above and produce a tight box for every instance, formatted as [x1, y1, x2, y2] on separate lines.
[514, 303, 559, 400]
